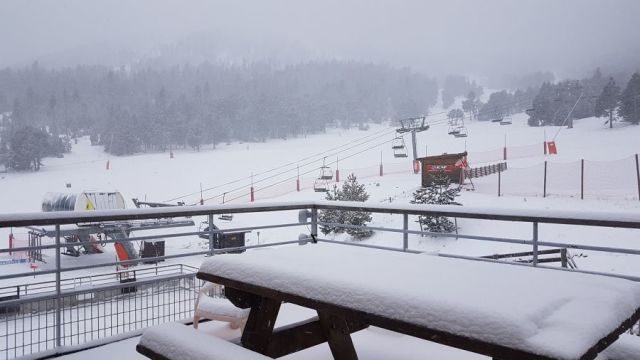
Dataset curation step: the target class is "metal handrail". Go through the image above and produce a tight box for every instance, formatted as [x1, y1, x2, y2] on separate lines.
[2, 201, 640, 228]
[1, 201, 640, 359]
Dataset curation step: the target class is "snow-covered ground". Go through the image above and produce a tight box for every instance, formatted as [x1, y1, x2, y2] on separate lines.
[2, 113, 640, 281]
[2, 111, 640, 358]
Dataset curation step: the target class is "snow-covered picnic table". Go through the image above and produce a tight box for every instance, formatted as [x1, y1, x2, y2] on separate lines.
[197, 243, 640, 360]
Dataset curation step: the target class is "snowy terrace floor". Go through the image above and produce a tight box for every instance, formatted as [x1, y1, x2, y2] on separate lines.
[59, 303, 486, 360]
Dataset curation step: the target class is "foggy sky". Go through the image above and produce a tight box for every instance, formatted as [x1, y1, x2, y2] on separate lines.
[1, 0, 639, 81]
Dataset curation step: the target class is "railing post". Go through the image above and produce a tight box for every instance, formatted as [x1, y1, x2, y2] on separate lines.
[560, 248, 568, 268]
[532, 222, 539, 266]
[55, 224, 62, 347]
[498, 164, 501, 197]
[311, 208, 318, 243]
[635, 154, 640, 201]
[581, 159, 584, 200]
[403, 213, 409, 251]
[208, 214, 215, 256]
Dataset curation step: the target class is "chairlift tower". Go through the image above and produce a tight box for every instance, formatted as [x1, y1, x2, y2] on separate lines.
[396, 116, 429, 162]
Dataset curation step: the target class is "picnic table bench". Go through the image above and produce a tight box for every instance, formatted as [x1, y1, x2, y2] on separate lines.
[193, 243, 640, 360]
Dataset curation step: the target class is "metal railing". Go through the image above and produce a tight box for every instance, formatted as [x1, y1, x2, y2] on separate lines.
[1, 201, 639, 358]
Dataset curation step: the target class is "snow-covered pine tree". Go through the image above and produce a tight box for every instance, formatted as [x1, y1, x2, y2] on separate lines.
[318, 174, 373, 239]
[595, 77, 620, 129]
[319, 184, 341, 235]
[340, 174, 373, 238]
[411, 169, 461, 233]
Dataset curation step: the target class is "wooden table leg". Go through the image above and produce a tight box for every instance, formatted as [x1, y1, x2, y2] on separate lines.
[241, 296, 282, 354]
[318, 310, 359, 360]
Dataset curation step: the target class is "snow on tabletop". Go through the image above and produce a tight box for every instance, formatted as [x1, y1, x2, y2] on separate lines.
[139, 322, 269, 360]
[200, 243, 640, 360]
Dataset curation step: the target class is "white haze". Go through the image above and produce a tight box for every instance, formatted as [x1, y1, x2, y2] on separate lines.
[0, 0, 639, 80]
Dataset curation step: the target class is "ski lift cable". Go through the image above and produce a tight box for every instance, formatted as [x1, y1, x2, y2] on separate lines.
[175, 94, 532, 203]
[552, 90, 584, 141]
[219, 136, 401, 204]
[164, 126, 398, 202]
[192, 110, 503, 205]
[199, 135, 401, 204]
[193, 133, 402, 205]
[199, 99, 533, 205]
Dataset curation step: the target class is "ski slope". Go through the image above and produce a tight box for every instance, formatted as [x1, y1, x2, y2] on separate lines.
[1, 112, 640, 282]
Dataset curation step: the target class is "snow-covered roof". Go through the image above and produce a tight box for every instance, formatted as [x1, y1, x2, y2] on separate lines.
[199, 243, 640, 359]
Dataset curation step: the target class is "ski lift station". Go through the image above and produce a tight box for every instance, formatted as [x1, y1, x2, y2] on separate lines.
[417, 152, 469, 187]
[31, 191, 194, 263]
[42, 191, 127, 212]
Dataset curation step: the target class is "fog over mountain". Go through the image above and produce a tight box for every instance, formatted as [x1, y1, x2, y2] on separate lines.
[1, 0, 639, 82]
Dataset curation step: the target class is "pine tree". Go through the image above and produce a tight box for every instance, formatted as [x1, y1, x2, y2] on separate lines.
[319, 174, 373, 239]
[447, 108, 464, 121]
[595, 77, 620, 128]
[462, 91, 481, 121]
[619, 72, 640, 125]
[319, 185, 342, 235]
[411, 170, 461, 233]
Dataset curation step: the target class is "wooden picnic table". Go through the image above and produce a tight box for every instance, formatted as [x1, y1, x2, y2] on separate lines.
[196, 243, 640, 360]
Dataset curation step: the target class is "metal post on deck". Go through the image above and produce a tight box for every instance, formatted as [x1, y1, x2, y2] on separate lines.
[635, 154, 640, 202]
[532, 222, 539, 266]
[55, 224, 62, 347]
[498, 164, 501, 197]
[208, 214, 215, 256]
[311, 208, 318, 243]
[581, 159, 585, 200]
[403, 213, 409, 251]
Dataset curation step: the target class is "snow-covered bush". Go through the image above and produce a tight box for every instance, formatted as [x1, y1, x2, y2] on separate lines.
[411, 169, 461, 233]
[319, 174, 373, 239]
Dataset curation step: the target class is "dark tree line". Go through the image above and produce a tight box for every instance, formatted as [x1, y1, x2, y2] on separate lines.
[0, 125, 70, 171]
[441, 75, 483, 109]
[0, 61, 438, 160]
[477, 87, 538, 121]
[526, 69, 640, 127]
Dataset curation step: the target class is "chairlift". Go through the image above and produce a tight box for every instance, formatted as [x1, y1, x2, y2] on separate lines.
[500, 116, 512, 125]
[318, 158, 333, 180]
[453, 127, 468, 138]
[391, 136, 405, 149]
[313, 178, 330, 192]
[218, 193, 233, 221]
[391, 136, 408, 158]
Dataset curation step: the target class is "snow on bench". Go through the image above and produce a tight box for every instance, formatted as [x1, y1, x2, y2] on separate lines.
[199, 243, 640, 359]
[194, 282, 250, 330]
[136, 322, 269, 360]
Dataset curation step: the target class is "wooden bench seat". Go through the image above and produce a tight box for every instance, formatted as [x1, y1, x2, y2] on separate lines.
[136, 322, 269, 360]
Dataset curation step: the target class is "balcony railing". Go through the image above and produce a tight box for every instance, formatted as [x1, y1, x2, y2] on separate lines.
[1, 201, 639, 358]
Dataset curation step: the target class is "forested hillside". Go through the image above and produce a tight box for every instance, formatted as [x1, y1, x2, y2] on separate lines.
[0, 62, 438, 157]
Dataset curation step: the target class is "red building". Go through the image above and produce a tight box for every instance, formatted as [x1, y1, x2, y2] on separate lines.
[417, 152, 468, 187]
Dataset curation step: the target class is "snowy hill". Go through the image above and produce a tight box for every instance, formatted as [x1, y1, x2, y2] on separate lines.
[2, 113, 640, 281]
